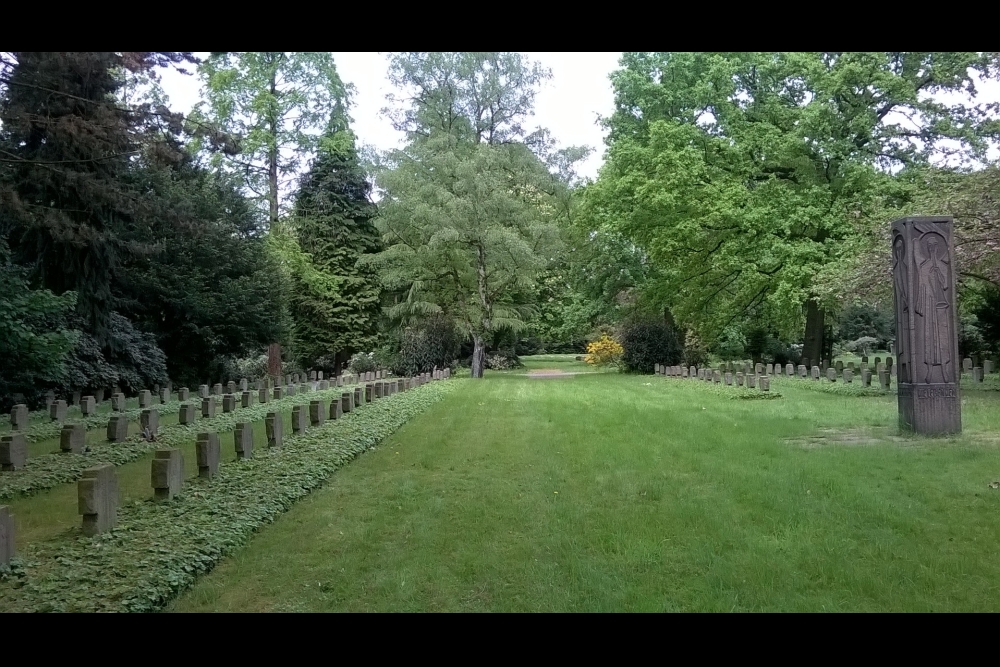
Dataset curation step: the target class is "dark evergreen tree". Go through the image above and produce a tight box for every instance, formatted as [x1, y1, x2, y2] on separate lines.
[290, 124, 381, 372]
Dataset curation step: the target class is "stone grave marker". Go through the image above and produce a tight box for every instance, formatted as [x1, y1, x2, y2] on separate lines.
[0, 506, 13, 567]
[798, 365, 807, 378]
[212, 383, 223, 396]
[844, 369, 854, 384]
[274, 387, 284, 400]
[292, 405, 308, 434]
[861, 355, 869, 364]
[847, 361, 855, 372]
[287, 385, 297, 397]
[329, 397, 343, 420]
[878, 369, 890, 390]
[963, 358, 973, 373]
[107, 415, 128, 441]
[812, 366, 820, 380]
[240, 378, 248, 391]
[222, 394, 236, 413]
[759, 376, 770, 392]
[79, 464, 118, 537]
[95, 389, 105, 403]
[974, 367, 984, 383]
[202, 397, 216, 419]
[724, 372, 733, 386]
[320, 380, 330, 390]
[985, 360, 994, 374]
[366, 384, 375, 402]
[72, 390, 81, 406]
[309, 371, 317, 381]
[309, 400, 326, 427]
[265, 412, 283, 449]
[81, 395, 97, 416]
[786, 363, 794, 377]
[196, 433, 220, 479]
[234, 422, 253, 459]
[766, 364, 774, 375]
[259, 387, 269, 404]
[151, 449, 184, 500]
[826, 368, 837, 382]
[140, 409, 159, 438]
[45, 390, 55, 409]
[226, 381, 236, 395]
[242, 391, 253, 408]
[179, 403, 197, 425]
[10, 404, 27, 431]
[336, 376, 344, 387]
[0, 434, 27, 470]
[198, 385, 209, 399]
[746, 373, 756, 388]
[735, 372, 744, 387]
[712, 370, 721, 384]
[49, 399, 67, 422]
[835, 361, 844, 374]
[755, 363, 763, 375]
[318, 371, 324, 381]
[862, 369, 872, 387]
[112, 393, 126, 412]
[354, 386, 364, 406]
[160, 388, 171, 404]
[139, 390, 152, 409]
[179, 388, 190, 401]
[342, 392, 354, 414]
[61, 424, 86, 453]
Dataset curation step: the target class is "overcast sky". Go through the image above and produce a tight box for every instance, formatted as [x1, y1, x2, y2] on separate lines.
[158, 52, 622, 182]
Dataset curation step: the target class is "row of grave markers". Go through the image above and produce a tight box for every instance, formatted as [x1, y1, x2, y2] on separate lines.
[653, 362, 898, 390]
[0, 368, 452, 566]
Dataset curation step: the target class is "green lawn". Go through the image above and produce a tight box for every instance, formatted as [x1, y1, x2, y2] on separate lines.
[170, 367, 1000, 612]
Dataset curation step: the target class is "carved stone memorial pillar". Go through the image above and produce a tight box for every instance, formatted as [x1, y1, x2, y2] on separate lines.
[892, 216, 961, 434]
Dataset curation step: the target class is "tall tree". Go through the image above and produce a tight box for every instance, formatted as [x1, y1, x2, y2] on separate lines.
[369, 53, 575, 378]
[194, 52, 350, 226]
[0, 51, 191, 340]
[289, 121, 381, 371]
[589, 52, 1000, 363]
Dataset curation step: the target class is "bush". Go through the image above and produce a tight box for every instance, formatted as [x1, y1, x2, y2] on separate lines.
[348, 352, 376, 374]
[619, 319, 683, 373]
[682, 330, 709, 369]
[486, 351, 521, 370]
[844, 336, 878, 356]
[392, 316, 462, 376]
[586, 335, 623, 367]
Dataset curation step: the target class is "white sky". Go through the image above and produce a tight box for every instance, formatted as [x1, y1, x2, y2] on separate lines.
[157, 52, 622, 182]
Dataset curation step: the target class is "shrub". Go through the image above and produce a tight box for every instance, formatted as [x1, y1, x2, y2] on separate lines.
[393, 316, 462, 376]
[844, 336, 878, 356]
[486, 351, 520, 370]
[586, 335, 623, 367]
[348, 352, 376, 374]
[682, 330, 709, 369]
[619, 320, 682, 373]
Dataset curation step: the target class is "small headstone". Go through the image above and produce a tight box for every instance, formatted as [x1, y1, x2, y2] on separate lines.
[273, 387, 284, 400]
[112, 393, 126, 412]
[765, 364, 773, 375]
[151, 448, 184, 500]
[319, 380, 330, 390]
[287, 385, 296, 397]
[242, 391, 253, 408]
[878, 369, 890, 390]
[179, 403, 197, 425]
[94, 389, 105, 403]
[309, 371, 317, 381]
[821, 360, 828, 373]
[139, 390, 152, 409]
[140, 409, 159, 438]
[199, 385, 209, 399]
[309, 400, 326, 427]
[342, 392, 354, 414]
[844, 369, 854, 384]
[78, 464, 118, 537]
[759, 376, 770, 392]
[49, 399, 67, 422]
[811, 366, 820, 380]
[986, 360, 995, 375]
[81, 395, 97, 416]
[736, 372, 744, 387]
[329, 397, 343, 420]
[798, 365, 807, 378]
[71, 390, 81, 406]
[862, 369, 872, 387]
[10, 404, 28, 431]
[786, 363, 794, 377]
[826, 368, 836, 382]
[835, 361, 844, 374]
[45, 390, 55, 409]
[179, 388, 189, 401]
[285, 375, 292, 386]
[875, 356, 883, 369]
[160, 388, 171, 404]
[318, 371, 324, 381]
[847, 361, 855, 372]
[712, 370, 721, 384]
[366, 384, 375, 402]
[196, 432, 220, 479]
[259, 387, 270, 404]
[963, 358, 973, 372]
[60, 423, 86, 453]
[0, 506, 14, 567]
[974, 367, 984, 383]
[202, 397, 216, 419]
[265, 412, 283, 448]
[107, 415, 129, 441]
[755, 363, 763, 375]
[212, 383, 223, 396]
[222, 394, 237, 413]
[861, 355, 868, 364]
[240, 378, 248, 391]
[724, 372, 733, 386]
[292, 405, 308, 434]
[234, 422, 253, 459]
[336, 376, 343, 387]
[226, 381, 236, 395]
[0, 434, 27, 470]
[746, 374, 756, 388]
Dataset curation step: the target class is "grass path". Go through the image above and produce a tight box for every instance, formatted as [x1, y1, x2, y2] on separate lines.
[170, 370, 1000, 612]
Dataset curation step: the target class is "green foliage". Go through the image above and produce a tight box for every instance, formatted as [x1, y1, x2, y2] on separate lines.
[618, 319, 683, 373]
[288, 123, 381, 370]
[794, 379, 888, 397]
[836, 304, 894, 348]
[973, 287, 1000, 356]
[392, 316, 463, 376]
[0, 241, 78, 408]
[588, 52, 1000, 343]
[0, 381, 455, 611]
[347, 352, 376, 375]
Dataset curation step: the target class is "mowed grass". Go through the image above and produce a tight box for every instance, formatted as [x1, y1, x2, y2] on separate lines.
[170, 369, 1000, 612]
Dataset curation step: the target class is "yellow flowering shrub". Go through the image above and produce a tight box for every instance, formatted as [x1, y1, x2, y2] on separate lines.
[586, 335, 624, 366]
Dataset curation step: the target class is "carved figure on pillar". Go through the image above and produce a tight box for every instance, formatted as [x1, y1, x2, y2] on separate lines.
[891, 216, 961, 435]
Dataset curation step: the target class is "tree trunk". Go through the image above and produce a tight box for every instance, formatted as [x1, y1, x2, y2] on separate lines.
[267, 343, 282, 380]
[471, 335, 486, 378]
[802, 299, 825, 367]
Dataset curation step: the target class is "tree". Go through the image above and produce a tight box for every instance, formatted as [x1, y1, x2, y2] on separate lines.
[588, 52, 1000, 364]
[194, 52, 350, 226]
[369, 53, 584, 378]
[288, 122, 381, 372]
[0, 51, 192, 340]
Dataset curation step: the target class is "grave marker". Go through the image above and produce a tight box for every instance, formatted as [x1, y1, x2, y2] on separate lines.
[759, 376, 770, 392]
[309, 400, 326, 427]
[78, 464, 118, 537]
[199, 385, 209, 399]
[202, 397, 216, 419]
[140, 409, 159, 438]
[0, 506, 13, 567]
[49, 399, 67, 422]
[222, 394, 236, 413]
[112, 393, 126, 412]
[0, 434, 27, 470]
[974, 367, 984, 383]
[265, 412, 283, 449]
[179, 403, 197, 425]
[812, 366, 820, 380]
[9, 404, 27, 431]
[81, 395, 96, 416]
[107, 415, 128, 441]
[151, 449, 184, 500]
[61, 424, 86, 453]
[242, 391, 253, 408]
[139, 390, 152, 408]
[827, 368, 837, 382]
[274, 387, 284, 400]
[736, 372, 744, 387]
[342, 392, 354, 414]
[291, 405, 308, 433]
[196, 432, 220, 478]
[160, 388, 171, 404]
[844, 369, 854, 384]
[234, 422, 253, 459]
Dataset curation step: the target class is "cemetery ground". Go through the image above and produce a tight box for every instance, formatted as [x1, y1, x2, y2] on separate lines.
[170, 355, 1000, 612]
